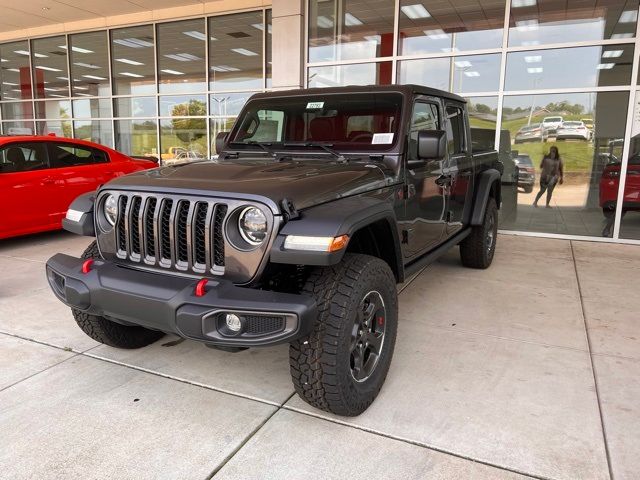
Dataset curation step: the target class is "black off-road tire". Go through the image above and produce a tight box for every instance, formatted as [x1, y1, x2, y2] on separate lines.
[289, 254, 398, 416]
[460, 197, 498, 269]
[71, 241, 164, 349]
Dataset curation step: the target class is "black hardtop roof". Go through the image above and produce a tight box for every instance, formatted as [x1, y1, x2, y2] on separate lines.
[249, 84, 466, 104]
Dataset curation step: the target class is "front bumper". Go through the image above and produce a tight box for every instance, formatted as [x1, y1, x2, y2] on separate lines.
[46, 254, 317, 347]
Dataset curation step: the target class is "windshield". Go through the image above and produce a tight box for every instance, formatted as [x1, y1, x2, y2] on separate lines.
[228, 93, 403, 152]
[563, 122, 582, 127]
[544, 117, 562, 123]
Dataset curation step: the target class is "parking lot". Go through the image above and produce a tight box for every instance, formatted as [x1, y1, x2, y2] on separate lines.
[1, 231, 638, 480]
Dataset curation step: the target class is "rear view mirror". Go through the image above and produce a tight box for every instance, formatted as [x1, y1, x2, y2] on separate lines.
[417, 130, 446, 160]
[215, 131, 229, 153]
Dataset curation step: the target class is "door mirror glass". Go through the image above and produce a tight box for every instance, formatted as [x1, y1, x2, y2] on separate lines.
[215, 131, 229, 154]
[417, 130, 446, 160]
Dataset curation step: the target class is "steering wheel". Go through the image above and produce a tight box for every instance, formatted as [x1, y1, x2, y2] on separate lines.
[349, 133, 373, 143]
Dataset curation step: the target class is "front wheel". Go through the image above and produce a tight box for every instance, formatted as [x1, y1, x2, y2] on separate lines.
[460, 197, 498, 269]
[289, 254, 398, 416]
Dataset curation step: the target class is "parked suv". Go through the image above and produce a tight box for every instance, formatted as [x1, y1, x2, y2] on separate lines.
[46, 85, 503, 416]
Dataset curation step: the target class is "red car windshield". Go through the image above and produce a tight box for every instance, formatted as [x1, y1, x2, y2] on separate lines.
[229, 93, 402, 152]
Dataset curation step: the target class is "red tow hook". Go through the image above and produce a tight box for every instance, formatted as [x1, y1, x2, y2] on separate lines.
[195, 278, 208, 297]
[81, 259, 94, 274]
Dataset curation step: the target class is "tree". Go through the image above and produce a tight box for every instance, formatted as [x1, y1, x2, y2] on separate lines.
[171, 100, 206, 143]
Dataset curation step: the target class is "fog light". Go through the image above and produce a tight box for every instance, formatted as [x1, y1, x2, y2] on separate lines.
[225, 313, 242, 332]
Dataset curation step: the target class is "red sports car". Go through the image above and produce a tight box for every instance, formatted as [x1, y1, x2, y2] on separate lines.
[0, 135, 157, 239]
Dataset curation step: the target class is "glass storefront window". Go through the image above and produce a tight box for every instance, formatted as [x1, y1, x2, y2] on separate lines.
[115, 119, 159, 158]
[111, 25, 156, 96]
[157, 19, 206, 94]
[0, 41, 32, 100]
[160, 118, 207, 164]
[466, 96, 499, 150]
[210, 92, 253, 116]
[69, 31, 110, 97]
[399, 0, 505, 55]
[2, 121, 34, 135]
[35, 99, 71, 120]
[114, 97, 157, 117]
[499, 91, 629, 238]
[308, 61, 392, 87]
[73, 120, 113, 147]
[509, 0, 639, 47]
[159, 95, 206, 117]
[266, 10, 272, 87]
[505, 45, 634, 91]
[308, 0, 395, 62]
[1, 102, 34, 121]
[618, 92, 640, 239]
[31, 36, 68, 100]
[399, 54, 501, 94]
[73, 98, 111, 119]
[36, 119, 72, 137]
[209, 11, 264, 91]
[210, 117, 237, 154]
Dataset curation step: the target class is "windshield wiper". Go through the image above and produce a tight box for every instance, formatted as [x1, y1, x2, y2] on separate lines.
[283, 142, 347, 163]
[229, 141, 276, 158]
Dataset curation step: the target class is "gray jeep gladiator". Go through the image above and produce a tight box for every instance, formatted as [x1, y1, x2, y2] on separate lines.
[46, 85, 502, 416]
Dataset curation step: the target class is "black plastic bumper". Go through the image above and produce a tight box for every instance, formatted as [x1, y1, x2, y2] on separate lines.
[45, 253, 317, 347]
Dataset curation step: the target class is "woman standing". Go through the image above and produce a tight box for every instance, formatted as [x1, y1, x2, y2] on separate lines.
[533, 146, 564, 208]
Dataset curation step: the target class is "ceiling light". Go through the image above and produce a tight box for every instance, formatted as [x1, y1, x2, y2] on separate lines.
[115, 58, 144, 65]
[120, 71, 144, 78]
[210, 65, 241, 72]
[521, 40, 541, 46]
[344, 13, 363, 26]
[611, 33, 633, 39]
[74, 86, 89, 90]
[36, 65, 62, 72]
[75, 92, 93, 97]
[11, 88, 21, 92]
[33, 52, 48, 58]
[251, 23, 272, 33]
[48, 94, 66, 98]
[516, 19, 538, 31]
[183, 30, 206, 41]
[6, 68, 19, 72]
[401, 4, 431, 19]
[424, 29, 448, 39]
[455, 60, 472, 68]
[316, 16, 334, 28]
[524, 55, 542, 63]
[82, 74, 106, 80]
[464, 71, 480, 77]
[527, 67, 543, 73]
[113, 38, 154, 48]
[512, 0, 536, 7]
[161, 69, 184, 75]
[619, 10, 638, 23]
[602, 50, 624, 58]
[73, 62, 101, 69]
[231, 48, 258, 56]
[3, 96, 16, 100]
[163, 53, 200, 61]
[2, 81, 18, 86]
[13, 50, 30, 56]
[59, 45, 94, 54]
[597, 63, 615, 70]
[56, 76, 69, 80]
[0, 58, 7, 62]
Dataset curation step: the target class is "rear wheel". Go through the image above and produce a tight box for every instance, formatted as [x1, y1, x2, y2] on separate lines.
[460, 197, 498, 269]
[289, 254, 398, 416]
[71, 241, 164, 349]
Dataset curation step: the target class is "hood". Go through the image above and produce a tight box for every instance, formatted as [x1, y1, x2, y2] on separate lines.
[106, 157, 398, 211]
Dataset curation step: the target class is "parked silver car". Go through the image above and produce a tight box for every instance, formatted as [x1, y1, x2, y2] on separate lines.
[514, 123, 548, 144]
[556, 121, 590, 141]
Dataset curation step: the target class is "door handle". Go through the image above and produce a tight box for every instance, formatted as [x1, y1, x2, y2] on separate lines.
[435, 175, 452, 187]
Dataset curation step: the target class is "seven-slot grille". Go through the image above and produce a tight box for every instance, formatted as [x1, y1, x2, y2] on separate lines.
[114, 193, 228, 275]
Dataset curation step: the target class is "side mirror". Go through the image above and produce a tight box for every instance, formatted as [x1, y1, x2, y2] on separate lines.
[417, 130, 446, 160]
[215, 131, 229, 153]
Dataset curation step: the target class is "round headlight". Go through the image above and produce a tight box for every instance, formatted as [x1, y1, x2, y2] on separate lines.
[238, 207, 267, 246]
[104, 194, 117, 226]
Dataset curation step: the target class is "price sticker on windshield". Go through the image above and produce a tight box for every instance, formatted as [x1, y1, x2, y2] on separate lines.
[306, 101, 324, 109]
[372, 133, 394, 144]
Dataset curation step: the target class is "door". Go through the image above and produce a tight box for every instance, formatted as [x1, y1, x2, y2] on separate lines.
[46, 142, 112, 225]
[444, 103, 473, 236]
[402, 100, 447, 258]
[0, 142, 53, 237]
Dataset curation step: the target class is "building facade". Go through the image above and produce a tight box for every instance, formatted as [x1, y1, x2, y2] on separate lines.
[1, 0, 640, 244]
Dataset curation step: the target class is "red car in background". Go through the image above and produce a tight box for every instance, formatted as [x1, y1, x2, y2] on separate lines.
[600, 152, 640, 220]
[0, 135, 157, 239]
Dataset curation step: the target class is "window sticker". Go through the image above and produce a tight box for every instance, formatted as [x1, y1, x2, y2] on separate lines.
[372, 133, 394, 144]
[306, 101, 324, 109]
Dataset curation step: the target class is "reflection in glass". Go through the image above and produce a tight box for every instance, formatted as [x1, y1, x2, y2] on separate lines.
[2, 121, 34, 135]
[616, 95, 640, 239]
[115, 119, 158, 157]
[210, 92, 253, 116]
[0, 41, 32, 100]
[73, 120, 113, 147]
[160, 118, 207, 164]
[159, 95, 206, 117]
[157, 19, 206, 94]
[399, 0, 504, 55]
[69, 31, 110, 97]
[111, 25, 156, 96]
[509, 0, 639, 47]
[399, 54, 501, 94]
[210, 117, 236, 154]
[505, 45, 633, 91]
[308, 0, 395, 62]
[36, 119, 72, 137]
[31, 36, 68, 100]
[1, 102, 34, 121]
[266, 9, 272, 87]
[114, 96, 157, 117]
[35, 100, 71, 120]
[308, 62, 392, 87]
[467, 96, 499, 146]
[499, 91, 629, 238]
[72, 98, 111, 118]
[209, 11, 264, 91]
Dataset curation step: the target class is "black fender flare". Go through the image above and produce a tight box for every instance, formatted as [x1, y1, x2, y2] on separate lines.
[62, 191, 96, 237]
[270, 196, 404, 280]
[470, 169, 501, 226]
